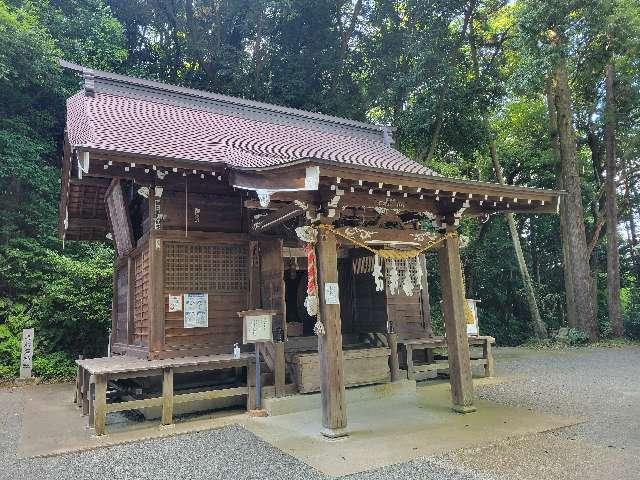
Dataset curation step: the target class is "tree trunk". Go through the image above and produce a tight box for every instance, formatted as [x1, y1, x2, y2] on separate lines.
[546, 78, 578, 329]
[604, 62, 622, 337]
[490, 141, 547, 339]
[553, 60, 599, 340]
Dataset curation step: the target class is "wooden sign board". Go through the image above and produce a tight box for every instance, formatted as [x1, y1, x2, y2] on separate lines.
[466, 299, 480, 336]
[168, 294, 182, 312]
[238, 309, 276, 344]
[324, 282, 340, 305]
[184, 293, 208, 328]
[20, 328, 34, 379]
[105, 179, 134, 257]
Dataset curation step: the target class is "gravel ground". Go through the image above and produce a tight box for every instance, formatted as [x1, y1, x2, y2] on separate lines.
[2, 346, 638, 480]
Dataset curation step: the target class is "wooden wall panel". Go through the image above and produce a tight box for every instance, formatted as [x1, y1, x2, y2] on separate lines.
[161, 239, 249, 353]
[353, 272, 387, 333]
[338, 259, 354, 333]
[132, 245, 150, 347]
[113, 264, 129, 344]
[164, 292, 245, 349]
[159, 190, 242, 233]
[259, 240, 286, 337]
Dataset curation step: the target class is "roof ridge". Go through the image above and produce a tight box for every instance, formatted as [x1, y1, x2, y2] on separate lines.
[59, 60, 396, 144]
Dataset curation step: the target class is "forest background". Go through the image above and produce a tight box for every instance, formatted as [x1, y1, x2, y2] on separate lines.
[1, 0, 639, 378]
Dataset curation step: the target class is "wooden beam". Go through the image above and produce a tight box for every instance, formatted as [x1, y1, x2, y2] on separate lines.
[316, 226, 348, 437]
[437, 226, 476, 413]
[230, 167, 312, 191]
[252, 205, 304, 232]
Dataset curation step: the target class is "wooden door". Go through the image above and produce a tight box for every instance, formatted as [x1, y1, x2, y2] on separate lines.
[259, 239, 286, 338]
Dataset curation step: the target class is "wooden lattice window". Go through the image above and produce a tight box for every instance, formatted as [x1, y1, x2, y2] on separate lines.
[164, 242, 248, 292]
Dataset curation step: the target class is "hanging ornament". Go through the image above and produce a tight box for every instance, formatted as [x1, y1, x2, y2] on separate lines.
[373, 254, 384, 292]
[415, 256, 424, 291]
[402, 259, 414, 296]
[388, 259, 399, 294]
[305, 294, 319, 317]
[313, 319, 326, 336]
[295, 225, 317, 244]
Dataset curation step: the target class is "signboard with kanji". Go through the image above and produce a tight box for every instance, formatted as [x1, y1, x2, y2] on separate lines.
[20, 328, 34, 379]
[238, 310, 275, 344]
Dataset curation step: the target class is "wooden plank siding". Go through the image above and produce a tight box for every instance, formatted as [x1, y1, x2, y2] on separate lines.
[259, 240, 286, 338]
[113, 263, 129, 345]
[132, 242, 150, 347]
[158, 189, 243, 234]
[158, 234, 250, 357]
[353, 272, 387, 333]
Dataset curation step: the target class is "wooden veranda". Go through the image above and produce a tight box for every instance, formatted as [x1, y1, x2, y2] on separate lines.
[59, 60, 562, 437]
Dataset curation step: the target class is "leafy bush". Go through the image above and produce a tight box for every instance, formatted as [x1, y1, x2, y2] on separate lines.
[32, 351, 76, 380]
[0, 238, 113, 379]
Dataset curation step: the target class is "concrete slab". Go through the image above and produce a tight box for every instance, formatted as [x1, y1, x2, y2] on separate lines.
[17, 383, 246, 458]
[263, 379, 416, 416]
[18, 378, 580, 478]
[244, 379, 581, 477]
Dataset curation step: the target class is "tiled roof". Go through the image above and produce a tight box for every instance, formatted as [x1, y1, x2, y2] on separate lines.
[66, 90, 436, 176]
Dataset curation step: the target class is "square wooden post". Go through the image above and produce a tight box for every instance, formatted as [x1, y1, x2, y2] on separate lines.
[386, 332, 400, 382]
[438, 226, 476, 413]
[93, 374, 108, 435]
[82, 369, 91, 415]
[162, 367, 174, 425]
[148, 233, 165, 359]
[316, 227, 348, 437]
[483, 339, 494, 378]
[274, 341, 286, 397]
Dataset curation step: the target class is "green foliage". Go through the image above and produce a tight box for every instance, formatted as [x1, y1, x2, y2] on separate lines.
[0, 239, 113, 377]
[32, 351, 76, 379]
[0, 0, 122, 379]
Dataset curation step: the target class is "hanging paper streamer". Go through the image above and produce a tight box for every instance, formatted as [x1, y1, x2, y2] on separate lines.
[402, 259, 414, 296]
[373, 254, 384, 291]
[388, 259, 399, 294]
[415, 256, 423, 291]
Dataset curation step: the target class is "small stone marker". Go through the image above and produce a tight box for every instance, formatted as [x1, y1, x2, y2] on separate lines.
[20, 328, 34, 379]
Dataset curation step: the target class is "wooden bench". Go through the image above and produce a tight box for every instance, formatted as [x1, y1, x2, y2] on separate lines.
[75, 353, 253, 435]
[397, 335, 495, 380]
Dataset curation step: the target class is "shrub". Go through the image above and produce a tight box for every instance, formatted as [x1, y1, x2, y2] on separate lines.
[32, 351, 76, 380]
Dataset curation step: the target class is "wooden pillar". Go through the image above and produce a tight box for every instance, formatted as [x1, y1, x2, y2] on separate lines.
[88, 377, 95, 427]
[149, 234, 164, 359]
[387, 332, 400, 382]
[316, 228, 348, 437]
[274, 341, 286, 397]
[438, 226, 476, 413]
[94, 374, 107, 435]
[82, 369, 90, 415]
[419, 255, 433, 336]
[247, 361, 257, 410]
[75, 364, 83, 404]
[483, 339, 494, 378]
[162, 367, 174, 425]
